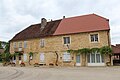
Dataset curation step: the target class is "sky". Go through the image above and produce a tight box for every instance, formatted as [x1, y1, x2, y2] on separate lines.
[0, 0, 120, 45]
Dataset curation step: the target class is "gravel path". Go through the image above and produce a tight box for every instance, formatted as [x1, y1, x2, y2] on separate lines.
[0, 66, 120, 80]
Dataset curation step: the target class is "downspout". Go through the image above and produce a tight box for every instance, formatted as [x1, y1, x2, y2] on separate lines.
[55, 51, 58, 66]
[107, 30, 112, 65]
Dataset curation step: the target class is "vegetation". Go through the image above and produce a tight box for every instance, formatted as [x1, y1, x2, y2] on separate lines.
[0, 41, 13, 65]
[67, 46, 112, 66]
[100, 46, 112, 55]
[4, 43, 10, 53]
[1, 53, 11, 62]
[100, 46, 112, 65]
[29, 52, 33, 65]
[0, 41, 3, 49]
[78, 48, 91, 66]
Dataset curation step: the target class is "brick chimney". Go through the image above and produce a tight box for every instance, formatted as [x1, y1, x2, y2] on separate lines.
[41, 18, 47, 31]
[63, 16, 65, 19]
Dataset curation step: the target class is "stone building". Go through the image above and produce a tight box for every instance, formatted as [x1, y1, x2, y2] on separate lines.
[10, 14, 111, 66]
[112, 44, 120, 65]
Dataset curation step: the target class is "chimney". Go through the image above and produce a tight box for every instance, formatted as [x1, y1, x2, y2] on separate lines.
[41, 18, 47, 30]
[63, 16, 65, 19]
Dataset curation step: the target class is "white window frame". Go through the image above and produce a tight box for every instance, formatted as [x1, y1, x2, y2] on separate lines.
[63, 52, 71, 62]
[63, 36, 71, 45]
[88, 53, 103, 63]
[87, 52, 105, 66]
[90, 33, 99, 43]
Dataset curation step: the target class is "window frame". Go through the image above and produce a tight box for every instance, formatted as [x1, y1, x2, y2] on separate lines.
[24, 41, 27, 48]
[87, 52, 104, 63]
[23, 54, 27, 62]
[18, 42, 22, 48]
[63, 52, 71, 62]
[62, 36, 71, 45]
[40, 53, 45, 62]
[13, 42, 17, 48]
[89, 33, 99, 43]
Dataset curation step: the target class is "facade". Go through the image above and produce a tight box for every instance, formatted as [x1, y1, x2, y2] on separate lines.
[10, 14, 111, 66]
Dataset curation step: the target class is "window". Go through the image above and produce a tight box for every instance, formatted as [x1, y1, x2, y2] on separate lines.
[90, 34, 98, 42]
[40, 39, 45, 47]
[18, 42, 22, 48]
[63, 37, 70, 44]
[13, 42, 17, 48]
[96, 54, 100, 63]
[63, 52, 71, 62]
[91, 54, 95, 63]
[87, 53, 104, 63]
[76, 54, 80, 63]
[40, 53, 45, 62]
[23, 54, 27, 62]
[24, 41, 27, 48]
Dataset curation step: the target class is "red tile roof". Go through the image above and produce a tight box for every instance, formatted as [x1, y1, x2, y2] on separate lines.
[10, 14, 110, 41]
[54, 14, 110, 35]
[112, 44, 120, 54]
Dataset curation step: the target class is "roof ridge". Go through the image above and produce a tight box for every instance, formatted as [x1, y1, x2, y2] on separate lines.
[63, 13, 108, 21]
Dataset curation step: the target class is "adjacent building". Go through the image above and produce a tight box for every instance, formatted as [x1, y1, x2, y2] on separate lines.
[10, 14, 111, 66]
[112, 44, 120, 65]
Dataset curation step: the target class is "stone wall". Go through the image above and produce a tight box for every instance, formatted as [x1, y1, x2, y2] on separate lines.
[10, 30, 110, 66]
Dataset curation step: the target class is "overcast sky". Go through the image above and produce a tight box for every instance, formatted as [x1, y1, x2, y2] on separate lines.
[0, 0, 120, 44]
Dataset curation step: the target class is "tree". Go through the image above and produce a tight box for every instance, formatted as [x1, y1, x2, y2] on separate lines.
[78, 48, 91, 66]
[0, 41, 3, 49]
[1, 53, 11, 62]
[100, 46, 112, 65]
[4, 43, 10, 53]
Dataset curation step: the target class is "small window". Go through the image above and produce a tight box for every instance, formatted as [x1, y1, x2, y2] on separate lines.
[40, 39, 45, 47]
[90, 34, 98, 42]
[13, 42, 17, 48]
[63, 52, 71, 62]
[18, 42, 22, 48]
[24, 41, 27, 48]
[63, 37, 70, 44]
